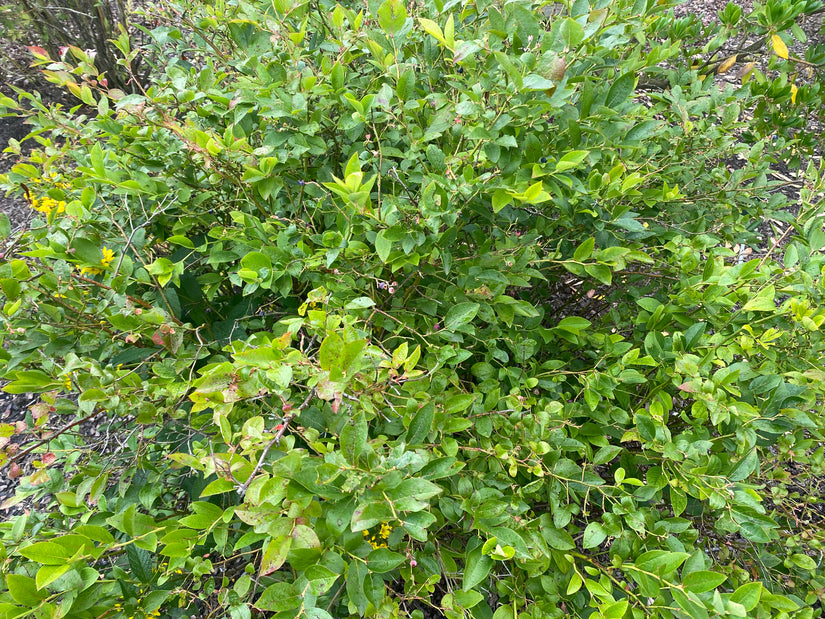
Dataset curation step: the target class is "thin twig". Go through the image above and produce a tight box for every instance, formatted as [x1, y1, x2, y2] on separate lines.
[236, 388, 316, 496]
[2, 407, 106, 469]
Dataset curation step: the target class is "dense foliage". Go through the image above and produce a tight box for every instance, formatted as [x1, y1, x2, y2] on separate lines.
[1, 0, 825, 617]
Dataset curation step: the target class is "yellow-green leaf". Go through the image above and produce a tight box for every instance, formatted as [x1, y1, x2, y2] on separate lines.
[566, 571, 583, 595]
[717, 55, 737, 74]
[419, 18, 445, 45]
[742, 285, 776, 312]
[771, 34, 789, 59]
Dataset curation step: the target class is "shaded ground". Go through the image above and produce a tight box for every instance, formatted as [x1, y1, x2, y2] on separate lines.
[0, 115, 33, 233]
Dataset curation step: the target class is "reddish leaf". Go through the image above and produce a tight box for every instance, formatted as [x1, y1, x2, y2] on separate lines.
[26, 46, 50, 59]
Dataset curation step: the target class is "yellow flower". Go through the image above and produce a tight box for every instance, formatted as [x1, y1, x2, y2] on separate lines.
[101, 247, 116, 268]
[76, 247, 115, 276]
[30, 195, 66, 215]
[363, 522, 394, 549]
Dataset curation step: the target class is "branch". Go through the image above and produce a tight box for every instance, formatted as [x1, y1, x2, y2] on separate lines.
[2, 407, 106, 469]
[236, 388, 316, 497]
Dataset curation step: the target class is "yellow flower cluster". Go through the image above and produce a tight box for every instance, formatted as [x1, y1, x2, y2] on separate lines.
[30, 195, 67, 215]
[101, 246, 115, 267]
[363, 522, 393, 549]
[111, 601, 162, 618]
[78, 247, 116, 276]
[27, 175, 71, 217]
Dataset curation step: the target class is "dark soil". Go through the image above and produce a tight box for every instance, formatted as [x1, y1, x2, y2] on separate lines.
[0, 115, 33, 233]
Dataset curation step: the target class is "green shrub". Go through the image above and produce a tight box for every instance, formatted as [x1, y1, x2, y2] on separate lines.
[0, 0, 824, 617]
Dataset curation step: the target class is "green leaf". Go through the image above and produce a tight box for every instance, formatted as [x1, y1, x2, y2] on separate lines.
[683, 570, 727, 593]
[18, 541, 71, 565]
[521, 74, 555, 91]
[593, 445, 622, 465]
[582, 522, 607, 549]
[492, 189, 513, 213]
[444, 394, 475, 413]
[566, 572, 583, 595]
[729, 449, 758, 481]
[463, 544, 493, 590]
[367, 548, 406, 573]
[558, 17, 584, 49]
[35, 564, 70, 590]
[635, 550, 690, 574]
[671, 485, 687, 517]
[635, 413, 656, 441]
[3, 370, 57, 394]
[585, 263, 612, 285]
[319, 331, 343, 371]
[444, 302, 480, 331]
[760, 593, 799, 612]
[790, 553, 817, 571]
[624, 120, 659, 143]
[406, 402, 434, 444]
[605, 72, 636, 109]
[671, 587, 709, 619]
[340, 412, 368, 465]
[741, 285, 776, 311]
[0, 213, 10, 239]
[573, 238, 595, 261]
[255, 582, 301, 612]
[6, 574, 47, 605]
[389, 478, 443, 503]
[454, 41, 482, 63]
[377, 0, 407, 35]
[240, 251, 271, 272]
[200, 478, 236, 497]
[418, 17, 445, 45]
[555, 150, 589, 172]
[346, 561, 369, 615]
[556, 316, 591, 333]
[375, 230, 392, 263]
[90, 143, 105, 176]
[601, 600, 628, 619]
[259, 535, 291, 576]
[425, 144, 446, 171]
[305, 565, 338, 596]
[730, 582, 762, 611]
[166, 234, 195, 249]
[521, 181, 543, 202]
[126, 544, 153, 583]
[454, 589, 484, 609]
[539, 517, 575, 550]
